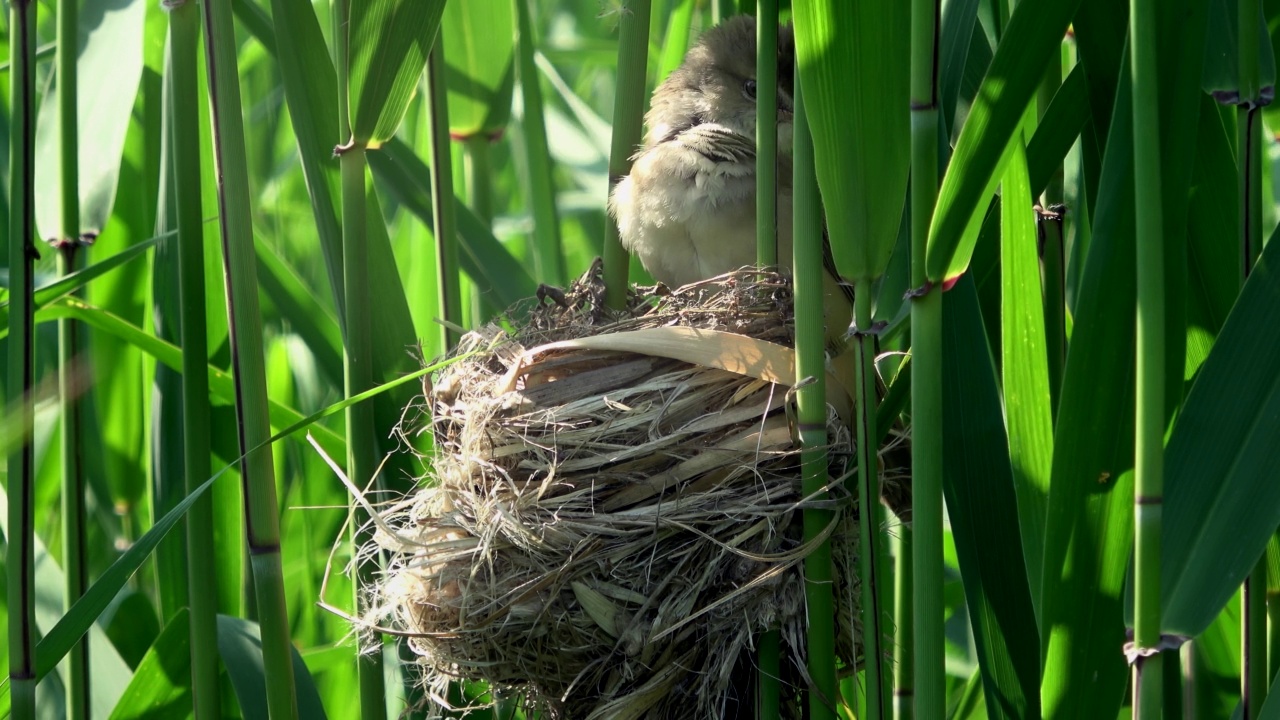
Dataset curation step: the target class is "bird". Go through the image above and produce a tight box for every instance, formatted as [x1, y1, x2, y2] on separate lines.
[608, 15, 854, 343]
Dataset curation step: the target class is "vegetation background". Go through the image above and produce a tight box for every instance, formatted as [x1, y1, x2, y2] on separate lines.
[2, 0, 1280, 718]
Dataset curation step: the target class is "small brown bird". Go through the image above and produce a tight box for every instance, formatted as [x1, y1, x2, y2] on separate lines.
[608, 16, 853, 340]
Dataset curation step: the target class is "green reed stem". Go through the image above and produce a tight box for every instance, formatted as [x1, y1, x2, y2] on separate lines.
[55, 0, 89, 713]
[793, 74, 837, 720]
[342, 144, 386, 720]
[58, 246, 89, 720]
[167, 1, 222, 714]
[1129, 0, 1166, 714]
[427, 37, 463, 348]
[909, 0, 942, 716]
[756, 0, 778, 268]
[893, 525, 914, 720]
[854, 279, 885, 719]
[603, 0, 652, 309]
[335, 0, 387, 713]
[756, 5, 781, 715]
[199, 0, 298, 713]
[515, 0, 566, 287]
[7, 0, 38, 716]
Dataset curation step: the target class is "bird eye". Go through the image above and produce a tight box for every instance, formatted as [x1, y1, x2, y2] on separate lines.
[744, 79, 757, 100]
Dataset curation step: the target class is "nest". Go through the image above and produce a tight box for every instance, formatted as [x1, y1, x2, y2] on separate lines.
[364, 265, 909, 719]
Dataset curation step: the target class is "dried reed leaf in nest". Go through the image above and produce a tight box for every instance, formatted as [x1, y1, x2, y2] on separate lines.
[365, 267, 906, 719]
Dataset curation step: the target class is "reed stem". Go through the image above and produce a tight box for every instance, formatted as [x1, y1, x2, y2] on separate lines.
[909, 0, 942, 715]
[7, 0, 39, 715]
[200, 0, 299, 712]
[1129, 0, 1166, 714]
[167, 1, 222, 713]
[793, 72, 837, 720]
[603, 0, 652, 309]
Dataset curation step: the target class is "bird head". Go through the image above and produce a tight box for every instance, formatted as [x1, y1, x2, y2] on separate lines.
[644, 16, 796, 153]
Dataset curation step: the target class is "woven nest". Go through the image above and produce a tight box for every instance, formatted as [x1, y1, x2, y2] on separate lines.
[364, 265, 910, 719]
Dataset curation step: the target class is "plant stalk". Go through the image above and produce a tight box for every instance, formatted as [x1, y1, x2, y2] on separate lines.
[427, 37, 464, 349]
[909, 0, 942, 716]
[199, 0, 299, 713]
[603, 0, 652, 309]
[793, 71, 837, 720]
[1238, 2, 1268, 712]
[854, 279, 885, 719]
[893, 525, 914, 720]
[1130, 0, 1166, 714]
[56, 0, 88, 714]
[755, 3, 781, 716]
[335, 0, 387, 713]
[756, 0, 778, 268]
[515, 0, 567, 287]
[167, 0, 222, 714]
[58, 246, 90, 720]
[7, 0, 38, 715]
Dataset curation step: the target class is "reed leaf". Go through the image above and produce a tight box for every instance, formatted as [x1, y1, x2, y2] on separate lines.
[442, 0, 516, 140]
[942, 274, 1041, 719]
[1160, 226, 1280, 638]
[347, 0, 447, 146]
[999, 131, 1053, 615]
[33, 0, 143, 238]
[792, 0, 909, 283]
[926, 0, 1079, 282]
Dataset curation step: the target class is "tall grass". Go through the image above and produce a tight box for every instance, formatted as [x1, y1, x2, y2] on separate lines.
[5, 1, 1280, 718]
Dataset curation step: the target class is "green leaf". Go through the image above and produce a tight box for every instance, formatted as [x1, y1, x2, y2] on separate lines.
[0, 231, 166, 334]
[1038, 72, 1136, 720]
[368, 139, 538, 311]
[926, 0, 1080, 282]
[39, 298, 346, 459]
[347, 0, 448, 146]
[999, 134, 1053, 614]
[1184, 93, 1240, 380]
[32, 474, 218, 684]
[942, 275, 1041, 720]
[33, 0, 145, 237]
[937, 0, 982, 139]
[218, 615, 328, 720]
[793, 0, 909, 282]
[442, 0, 516, 139]
[106, 610, 193, 720]
[1160, 216, 1280, 637]
[0, 485, 134, 716]
[1026, 63, 1088, 197]
[267, 0, 345, 320]
[1203, 0, 1277, 105]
